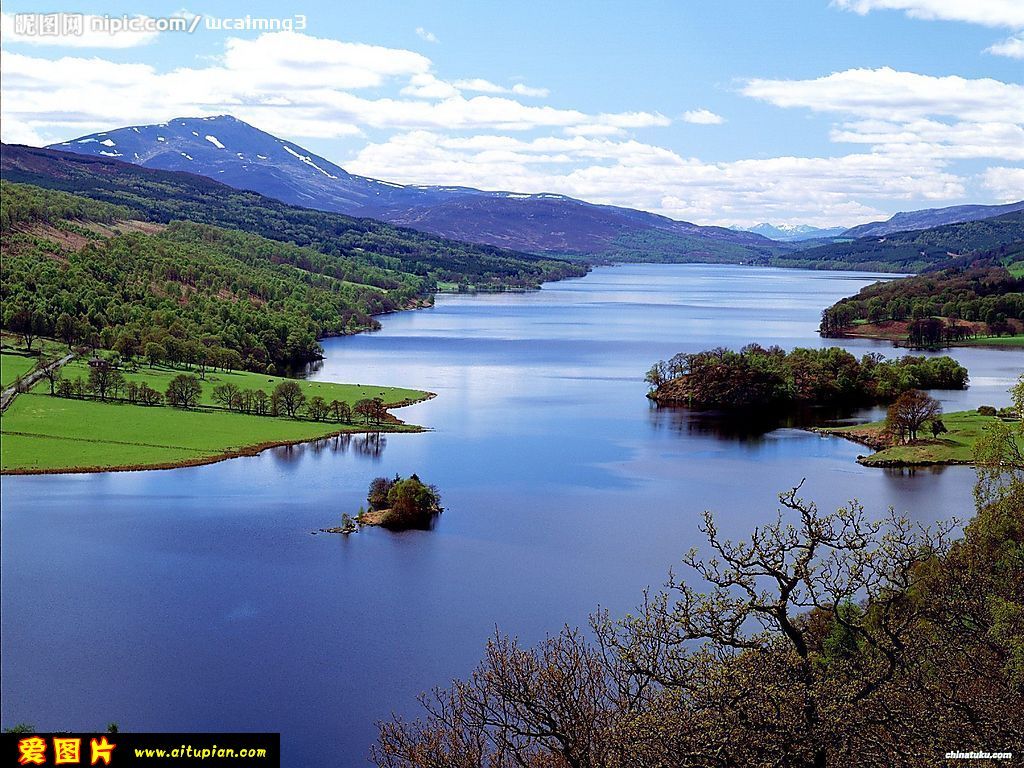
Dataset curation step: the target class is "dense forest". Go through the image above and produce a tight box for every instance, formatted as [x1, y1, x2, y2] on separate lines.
[820, 250, 1024, 343]
[1, 182, 433, 369]
[646, 344, 968, 408]
[773, 211, 1024, 272]
[0, 144, 587, 289]
[372, 378, 1024, 767]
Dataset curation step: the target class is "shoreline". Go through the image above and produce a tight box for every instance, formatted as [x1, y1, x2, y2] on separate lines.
[1, 392, 436, 477]
[815, 425, 975, 468]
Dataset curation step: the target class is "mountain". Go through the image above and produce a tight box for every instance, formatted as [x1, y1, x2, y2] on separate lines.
[0, 143, 586, 290]
[841, 201, 1024, 239]
[773, 210, 1024, 273]
[741, 223, 847, 242]
[45, 115, 786, 263]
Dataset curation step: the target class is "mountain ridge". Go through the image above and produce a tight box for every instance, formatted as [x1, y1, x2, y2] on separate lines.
[45, 115, 786, 263]
[841, 201, 1024, 239]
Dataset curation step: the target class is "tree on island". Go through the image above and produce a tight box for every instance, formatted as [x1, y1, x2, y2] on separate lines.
[885, 389, 941, 443]
[306, 396, 330, 422]
[364, 474, 442, 530]
[330, 399, 352, 424]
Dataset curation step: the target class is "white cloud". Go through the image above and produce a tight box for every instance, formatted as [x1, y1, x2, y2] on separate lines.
[742, 67, 1024, 123]
[415, 27, 438, 44]
[0, 33, 656, 142]
[981, 166, 1024, 201]
[345, 130, 966, 227]
[986, 33, 1024, 58]
[830, 119, 1024, 161]
[454, 78, 550, 98]
[511, 83, 550, 98]
[832, 0, 1024, 28]
[0, 11, 160, 48]
[1, 31, 1016, 227]
[682, 109, 725, 125]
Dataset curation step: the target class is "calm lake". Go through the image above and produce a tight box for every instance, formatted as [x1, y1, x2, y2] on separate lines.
[2, 264, 1021, 766]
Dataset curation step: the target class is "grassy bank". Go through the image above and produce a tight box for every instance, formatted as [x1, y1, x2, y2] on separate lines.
[0, 361, 430, 474]
[816, 411, 1023, 467]
[0, 353, 36, 388]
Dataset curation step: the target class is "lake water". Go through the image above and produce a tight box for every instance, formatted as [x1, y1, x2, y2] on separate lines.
[2, 264, 1021, 766]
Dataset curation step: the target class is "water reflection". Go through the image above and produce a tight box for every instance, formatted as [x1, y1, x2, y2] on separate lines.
[648, 401, 867, 442]
[269, 431, 388, 464]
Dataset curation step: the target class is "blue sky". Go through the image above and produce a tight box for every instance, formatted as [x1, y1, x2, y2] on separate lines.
[2, 0, 1022, 226]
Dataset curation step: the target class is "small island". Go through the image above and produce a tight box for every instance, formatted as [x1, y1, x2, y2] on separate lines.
[646, 344, 968, 409]
[322, 474, 443, 534]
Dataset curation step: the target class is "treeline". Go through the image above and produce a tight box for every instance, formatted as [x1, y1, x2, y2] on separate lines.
[1, 185, 435, 369]
[0, 179, 132, 228]
[820, 258, 1024, 342]
[44, 360, 389, 425]
[646, 344, 968, 408]
[774, 211, 1024, 272]
[1, 145, 588, 289]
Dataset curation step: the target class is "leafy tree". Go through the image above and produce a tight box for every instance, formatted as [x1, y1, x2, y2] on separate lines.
[330, 399, 352, 424]
[885, 389, 941, 443]
[272, 381, 305, 418]
[87, 362, 124, 402]
[165, 373, 202, 409]
[306, 396, 330, 422]
[145, 342, 166, 368]
[212, 383, 241, 411]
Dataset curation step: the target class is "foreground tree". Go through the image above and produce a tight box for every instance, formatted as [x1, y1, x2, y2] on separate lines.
[372, 479, 1024, 768]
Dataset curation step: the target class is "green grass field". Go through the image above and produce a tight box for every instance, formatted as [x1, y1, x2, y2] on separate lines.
[952, 335, 1024, 348]
[1, 354, 430, 473]
[0, 353, 37, 388]
[826, 411, 1023, 467]
[1, 392, 424, 473]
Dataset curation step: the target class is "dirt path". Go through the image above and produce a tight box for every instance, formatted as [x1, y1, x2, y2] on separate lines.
[0, 352, 76, 412]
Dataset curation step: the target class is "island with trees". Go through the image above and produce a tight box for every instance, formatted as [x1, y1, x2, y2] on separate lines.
[645, 344, 968, 409]
[322, 474, 443, 533]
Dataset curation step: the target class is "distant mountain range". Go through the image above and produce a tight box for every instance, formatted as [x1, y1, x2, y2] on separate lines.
[45, 115, 784, 263]
[741, 223, 848, 242]
[0, 143, 586, 290]
[841, 201, 1024, 239]
[774, 210, 1024, 273]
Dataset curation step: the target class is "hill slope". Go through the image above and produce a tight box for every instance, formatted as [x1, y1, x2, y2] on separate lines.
[841, 201, 1024, 239]
[773, 211, 1024, 273]
[46, 115, 786, 263]
[1, 143, 585, 289]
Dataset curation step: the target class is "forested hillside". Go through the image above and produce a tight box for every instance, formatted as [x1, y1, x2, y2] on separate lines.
[820, 245, 1024, 345]
[1, 144, 587, 289]
[2, 182, 428, 369]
